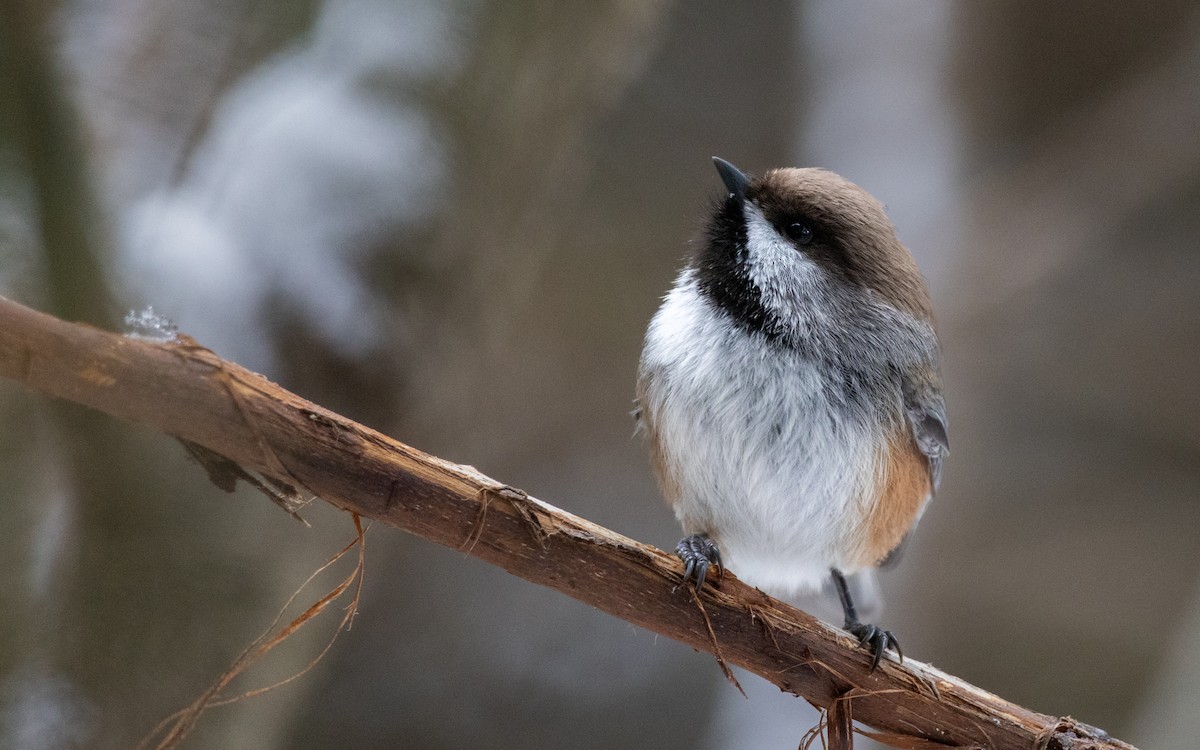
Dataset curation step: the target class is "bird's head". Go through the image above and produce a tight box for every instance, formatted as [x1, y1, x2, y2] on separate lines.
[696, 158, 933, 348]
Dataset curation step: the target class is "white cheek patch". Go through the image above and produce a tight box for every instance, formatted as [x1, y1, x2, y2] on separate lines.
[742, 205, 832, 335]
[743, 205, 792, 261]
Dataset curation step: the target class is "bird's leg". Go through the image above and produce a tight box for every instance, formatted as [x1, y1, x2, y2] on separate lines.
[675, 533, 722, 591]
[831, 568, 902, 671]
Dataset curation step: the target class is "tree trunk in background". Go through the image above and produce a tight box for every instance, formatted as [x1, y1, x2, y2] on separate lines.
[0, 2, 339, 748]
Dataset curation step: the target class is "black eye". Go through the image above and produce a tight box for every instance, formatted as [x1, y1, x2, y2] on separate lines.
[784, 222, 814, 245]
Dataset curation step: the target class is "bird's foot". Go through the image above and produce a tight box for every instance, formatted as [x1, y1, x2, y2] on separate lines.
[845, 620, 902, 672]
[674, 533, 722, 591]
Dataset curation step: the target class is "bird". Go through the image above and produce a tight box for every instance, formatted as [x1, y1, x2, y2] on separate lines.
[635, 157, 947, 670]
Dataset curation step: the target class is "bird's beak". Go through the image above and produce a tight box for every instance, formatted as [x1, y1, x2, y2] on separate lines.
[712, 157, 749, 203]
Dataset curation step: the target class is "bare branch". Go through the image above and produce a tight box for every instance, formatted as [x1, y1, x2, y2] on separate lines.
[0, 297, 1136, 750]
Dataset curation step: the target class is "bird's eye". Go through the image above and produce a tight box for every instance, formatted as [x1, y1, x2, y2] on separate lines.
[784, 222, 814, 245]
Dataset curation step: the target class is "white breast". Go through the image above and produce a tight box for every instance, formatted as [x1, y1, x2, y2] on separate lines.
[638, 272, 887, 597]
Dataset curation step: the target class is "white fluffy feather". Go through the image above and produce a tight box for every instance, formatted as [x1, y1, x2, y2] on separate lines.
[639, 269, 889, 597]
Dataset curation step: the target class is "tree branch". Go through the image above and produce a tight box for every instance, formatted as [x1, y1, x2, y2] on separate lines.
[0, 296, 1135, 750]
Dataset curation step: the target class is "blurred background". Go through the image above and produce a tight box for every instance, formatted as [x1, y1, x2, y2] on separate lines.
[2, 1, 1199, 748]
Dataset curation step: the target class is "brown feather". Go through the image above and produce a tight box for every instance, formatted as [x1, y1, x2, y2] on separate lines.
[861, 428, 932, 567]
[752, 168, 933, 320]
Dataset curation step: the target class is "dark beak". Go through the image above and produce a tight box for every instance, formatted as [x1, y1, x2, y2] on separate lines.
[712, 157, 749, 202]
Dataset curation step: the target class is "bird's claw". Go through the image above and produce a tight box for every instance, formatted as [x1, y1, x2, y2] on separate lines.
[845, 620, 902, 672]
[675, 534, 722, 591]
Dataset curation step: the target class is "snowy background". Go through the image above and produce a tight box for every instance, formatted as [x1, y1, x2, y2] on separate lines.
[2, 1, 1199, 748]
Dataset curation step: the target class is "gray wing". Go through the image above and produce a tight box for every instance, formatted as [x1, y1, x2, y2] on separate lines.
[878, 372, 947, 569]
[904, 383, 949, 492]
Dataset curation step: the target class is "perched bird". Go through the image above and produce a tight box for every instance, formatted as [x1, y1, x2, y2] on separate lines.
[635, 158, 947, 669]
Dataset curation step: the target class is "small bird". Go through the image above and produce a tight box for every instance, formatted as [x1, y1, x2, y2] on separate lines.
[635, 158, 947, 670]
